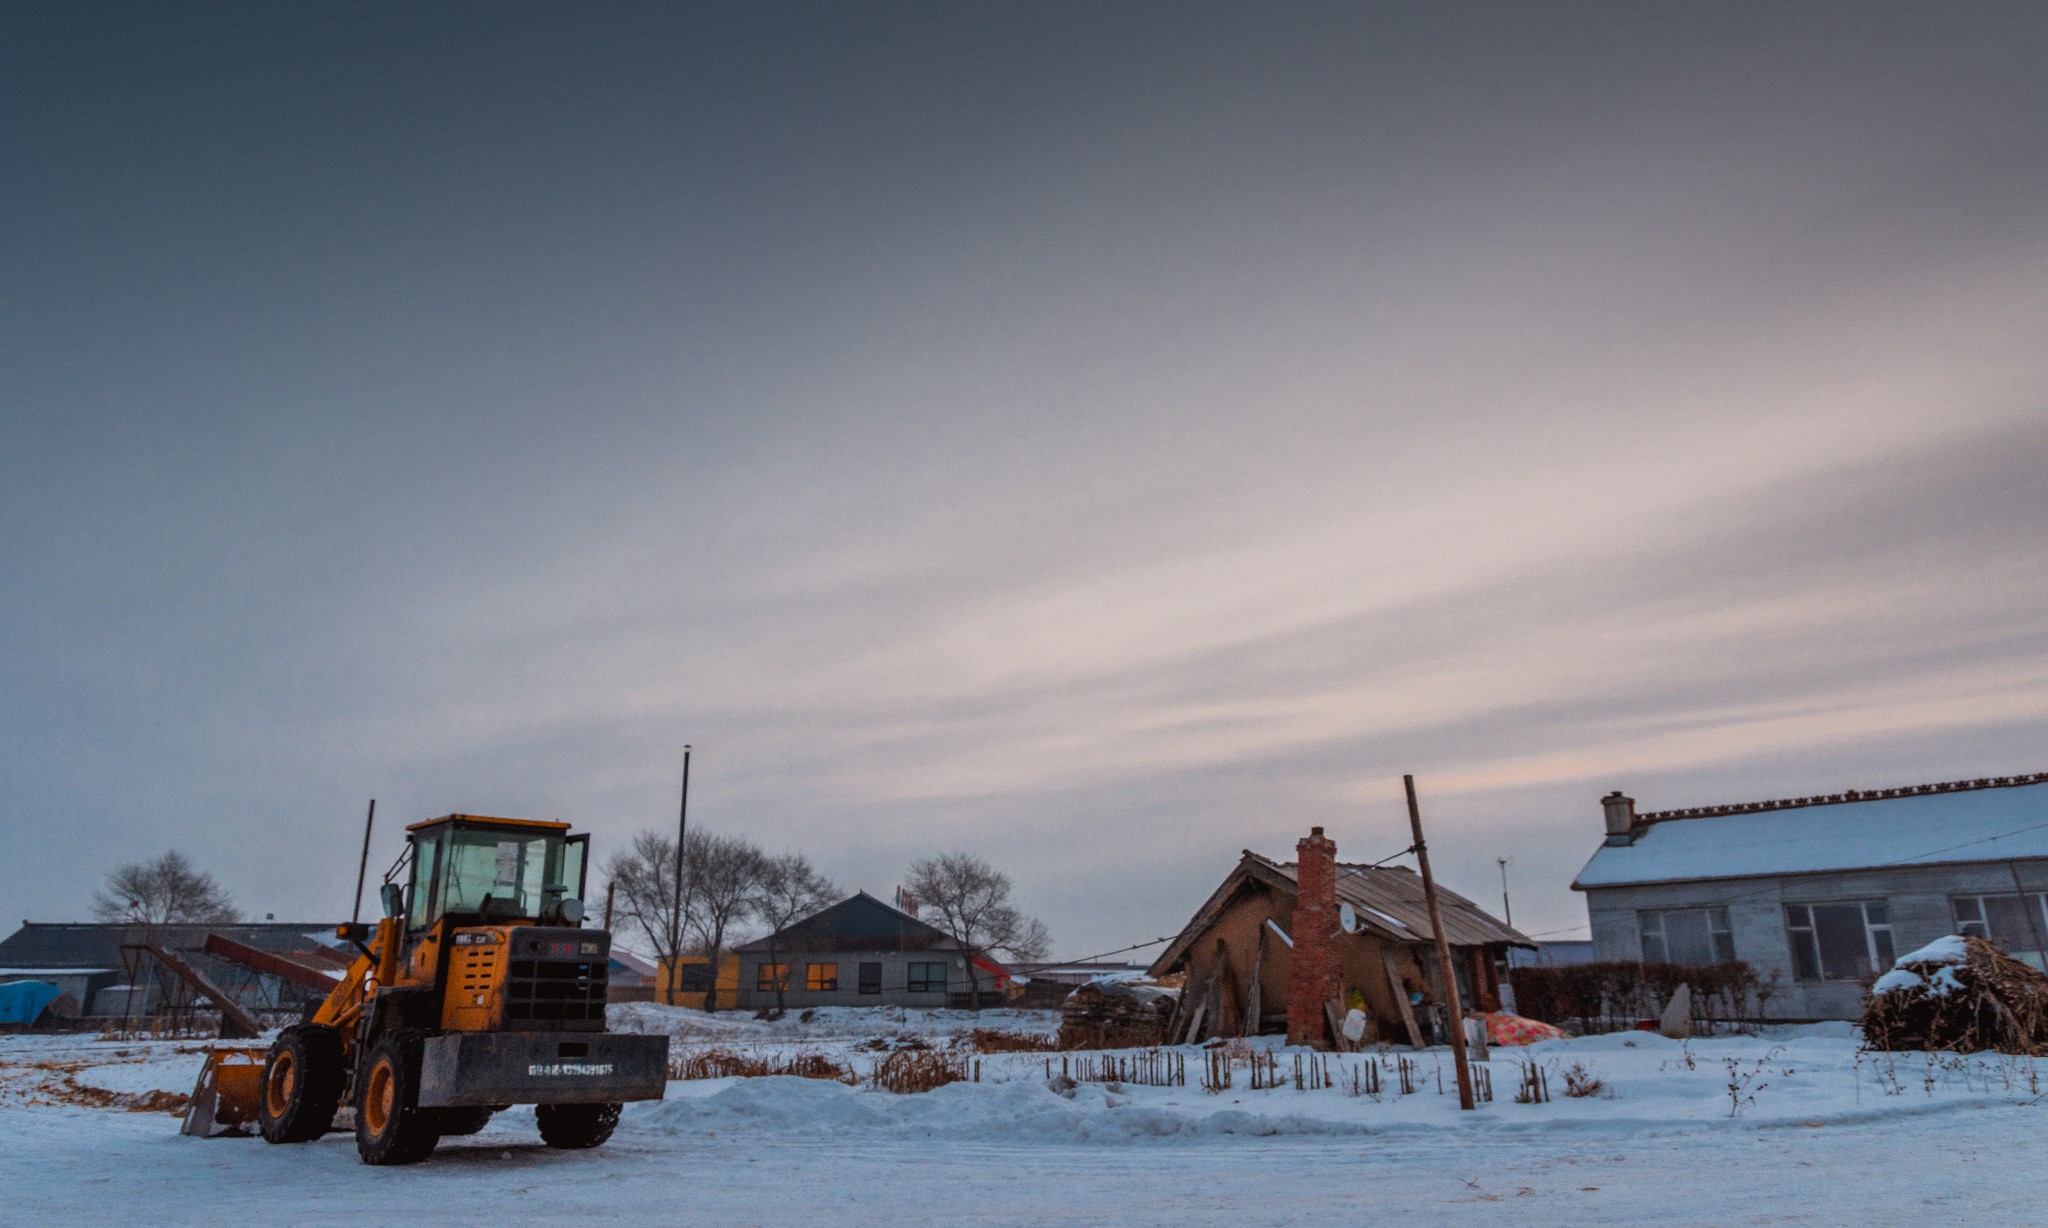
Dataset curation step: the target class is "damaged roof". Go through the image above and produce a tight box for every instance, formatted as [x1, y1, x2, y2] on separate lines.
[1150, 851, 1532, 976]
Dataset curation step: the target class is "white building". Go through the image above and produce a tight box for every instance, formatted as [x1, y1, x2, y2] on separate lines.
[1573, 773, 2048, 1021]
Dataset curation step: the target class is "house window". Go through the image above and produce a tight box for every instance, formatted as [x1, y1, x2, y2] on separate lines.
[1785, 902, 1893, 982]
[755, 962, 789, 993]
[1637, 907, 1735, 965]
[1953, 893, 2048, 966]
[857, 962, 882, 995]
[805, 962, 838, 992]
[907, 961, 947, 994]
[674, 963, 712, 993]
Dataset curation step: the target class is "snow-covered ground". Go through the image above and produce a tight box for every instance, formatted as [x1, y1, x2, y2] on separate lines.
[4, 1008, 2043, 1226]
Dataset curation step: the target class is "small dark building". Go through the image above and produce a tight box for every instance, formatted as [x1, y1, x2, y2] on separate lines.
[733, 891, 1012, 1011]
[0, 921, 346, 1021]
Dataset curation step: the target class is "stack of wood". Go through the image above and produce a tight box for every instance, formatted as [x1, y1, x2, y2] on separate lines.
[1861, 935, 2048, 1055]
[1056, 979, 1177, 1051]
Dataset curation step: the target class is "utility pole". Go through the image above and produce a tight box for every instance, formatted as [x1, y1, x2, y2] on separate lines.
[668, 746, 692, 1006]
[1497, 857, 1513, 929]
[1407, 774, 1475, 1111]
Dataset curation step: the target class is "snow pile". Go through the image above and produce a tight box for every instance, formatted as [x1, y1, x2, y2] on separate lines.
[1862, 934, 2048, 1054]
[1896, 935, 1970, 966]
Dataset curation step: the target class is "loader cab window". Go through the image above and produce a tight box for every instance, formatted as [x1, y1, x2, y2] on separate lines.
[400, 825, 586, 928]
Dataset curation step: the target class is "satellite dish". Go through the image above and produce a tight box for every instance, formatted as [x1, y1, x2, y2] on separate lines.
[1339, 902, 1359, 934]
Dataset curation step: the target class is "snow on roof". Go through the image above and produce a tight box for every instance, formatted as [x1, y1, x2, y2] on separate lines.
[1574, 776, 2048, 890]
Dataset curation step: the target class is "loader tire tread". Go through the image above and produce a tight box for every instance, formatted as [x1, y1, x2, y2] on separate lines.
[355, 1033, 441, 1165]
[536, 1101, 621, 1149]
[258, 1024, 345, 1144]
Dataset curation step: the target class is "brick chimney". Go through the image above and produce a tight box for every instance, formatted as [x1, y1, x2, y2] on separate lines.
[1287, 826, 1340, 1047]
[1602, 792, 1637, 846]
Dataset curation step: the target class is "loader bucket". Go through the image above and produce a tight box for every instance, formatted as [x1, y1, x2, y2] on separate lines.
[182, 1046, 269, 1138]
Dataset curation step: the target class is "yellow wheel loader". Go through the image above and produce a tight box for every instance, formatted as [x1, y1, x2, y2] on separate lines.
[191, 814, 668, 1164]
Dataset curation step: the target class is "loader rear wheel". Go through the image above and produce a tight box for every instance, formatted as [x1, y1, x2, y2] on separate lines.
[355, 1034, 441, 1165]
[431, 1106, 496, 1136]
[257, 1025, 344, 1144]
[536, 1102, 621, 1149]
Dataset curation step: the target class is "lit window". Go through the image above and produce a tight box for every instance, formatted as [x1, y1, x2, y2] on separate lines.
[806, 962, 838, 992]
[1785, 902, 1893, 981]
[907, 961, 946, 994]
[1636, 907, 1735, 965]
[755, 962, 789, 993]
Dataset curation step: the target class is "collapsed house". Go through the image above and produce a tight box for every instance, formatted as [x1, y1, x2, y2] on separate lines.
[1148, 828, 1532, 1049]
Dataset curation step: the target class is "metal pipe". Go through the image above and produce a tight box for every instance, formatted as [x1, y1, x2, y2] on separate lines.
[351, 800, 376, 925]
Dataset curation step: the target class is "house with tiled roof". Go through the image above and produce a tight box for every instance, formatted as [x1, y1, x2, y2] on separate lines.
[1573, 772, 2048, 1021]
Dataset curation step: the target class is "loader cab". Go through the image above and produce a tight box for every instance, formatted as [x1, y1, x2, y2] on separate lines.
[401, 815, 589, 932]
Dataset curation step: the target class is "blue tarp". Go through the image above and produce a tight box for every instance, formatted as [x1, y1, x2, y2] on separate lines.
[0, 980, 62, 1024]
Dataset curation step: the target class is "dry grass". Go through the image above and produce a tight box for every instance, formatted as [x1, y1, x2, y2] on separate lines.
[1558, 1061, 1606, 1098]
[669, 1046, 855, 1083]
[871, 1049, 977, 1094]
[968, 1028, 1056, 1053]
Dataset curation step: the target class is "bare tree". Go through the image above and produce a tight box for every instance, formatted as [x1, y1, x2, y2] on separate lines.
[752, 852, 838, 1017]
[93, 851, 239, 925]
[684, 832, 774, 1012]
[904, 851, 1051, 1009]
[603, 830, 697, 1001]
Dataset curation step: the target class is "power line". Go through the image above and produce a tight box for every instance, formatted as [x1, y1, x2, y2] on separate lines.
[1045, 935, 1177, 967]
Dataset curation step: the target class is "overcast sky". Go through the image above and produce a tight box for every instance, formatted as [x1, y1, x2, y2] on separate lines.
[5, 3, 2045, 958]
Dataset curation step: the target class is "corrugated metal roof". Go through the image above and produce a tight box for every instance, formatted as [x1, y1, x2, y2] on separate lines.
[1283, 858, 1532, 948]
[1574, 778, 2048, 889]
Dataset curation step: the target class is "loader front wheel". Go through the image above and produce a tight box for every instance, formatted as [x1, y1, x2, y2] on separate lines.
[257, 1025, 344, 1144]
[536, 1102, 621, 1149]
[355, 1035, 441, 1165]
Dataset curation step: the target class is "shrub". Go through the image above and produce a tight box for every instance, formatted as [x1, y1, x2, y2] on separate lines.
[1509, 961, 1771, 1033]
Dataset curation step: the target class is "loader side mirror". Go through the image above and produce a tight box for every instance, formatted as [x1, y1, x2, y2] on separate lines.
[381, 882, 405, 919]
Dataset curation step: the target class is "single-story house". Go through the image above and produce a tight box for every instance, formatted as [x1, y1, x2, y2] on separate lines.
[1149, 828, 1532, 1049]
[653, 952, 740, 1010]
[732, 891, 1012, 1011]
[1574, 772, 2048, 1021]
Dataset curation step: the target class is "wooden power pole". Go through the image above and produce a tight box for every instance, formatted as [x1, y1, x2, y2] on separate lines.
[1406, 774, 1475, 1111]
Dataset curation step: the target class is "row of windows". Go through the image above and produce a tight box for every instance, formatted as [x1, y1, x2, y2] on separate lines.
[1636, 892, 2048, 983]
[753, 961, 951, 994]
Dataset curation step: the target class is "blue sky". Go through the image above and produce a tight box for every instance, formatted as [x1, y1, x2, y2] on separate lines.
[5, 3, 2045, 956]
